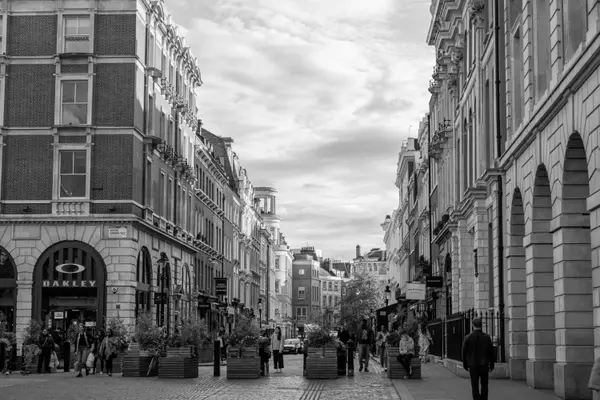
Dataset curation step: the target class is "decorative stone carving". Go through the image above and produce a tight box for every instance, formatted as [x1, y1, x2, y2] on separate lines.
[468, 0, 485, 28]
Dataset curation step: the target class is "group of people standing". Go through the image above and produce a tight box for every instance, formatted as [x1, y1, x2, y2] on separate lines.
[35, 324, 120, 377]
[339, 319, 431, 375]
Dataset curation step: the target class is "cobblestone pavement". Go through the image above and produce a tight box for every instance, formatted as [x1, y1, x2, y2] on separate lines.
[0, 354, 400, 400]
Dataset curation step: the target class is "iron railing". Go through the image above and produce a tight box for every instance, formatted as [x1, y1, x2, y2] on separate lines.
[426, 308, 506, 363]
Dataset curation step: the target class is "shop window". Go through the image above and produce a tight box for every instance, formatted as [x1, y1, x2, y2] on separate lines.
[135, 247, 152, 319]
[0, 247, 16, 333]
[59, 150, 87, 198]
[61, 80, 89, 125]
[63, 15, 91, 53]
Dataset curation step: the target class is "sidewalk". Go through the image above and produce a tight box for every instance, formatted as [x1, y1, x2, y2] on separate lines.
[369, 354, 560, 400]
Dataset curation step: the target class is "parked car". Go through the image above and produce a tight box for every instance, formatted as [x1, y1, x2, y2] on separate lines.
[283, 338, 303, 354]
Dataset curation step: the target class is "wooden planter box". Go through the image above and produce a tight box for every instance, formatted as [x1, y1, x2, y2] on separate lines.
[24, 356, 38, 374]
[158, 357, 198, 379]
[112, 354, 124, 374]
[306, 346, 338, 379]
[387, 350, 421, 380]
[121, 356, 158, 377]
[197, 347, 213, 364]
[166, 346, 194, 358]
[227, 346, 259, 379]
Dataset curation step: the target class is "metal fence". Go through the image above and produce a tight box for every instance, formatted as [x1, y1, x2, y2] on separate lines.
[426, 308, 505, 363]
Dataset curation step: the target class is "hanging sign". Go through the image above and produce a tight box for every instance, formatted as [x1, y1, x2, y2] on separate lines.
[215, 277, 227, 296]
[43, 280, 96, 287]
[406, 282, 426, 300]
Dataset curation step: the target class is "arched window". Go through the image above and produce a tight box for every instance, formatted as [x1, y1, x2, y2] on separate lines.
[181, 263, 192, 320]
[0, 248, 17, 332]
[135, 247, 153, 319]
[156, 253, 171, 333]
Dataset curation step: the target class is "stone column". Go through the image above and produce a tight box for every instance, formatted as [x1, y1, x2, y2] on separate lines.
[474, 205, 490, 312]
[449, 228, 460, 314]
[457, 220, 475, 311]
[506, 244, 527, 380]
[15, 280, 34, 350]
[523, 227, 555, 389]
[551, 213, 594, 399]
[589, 193, 600, 400]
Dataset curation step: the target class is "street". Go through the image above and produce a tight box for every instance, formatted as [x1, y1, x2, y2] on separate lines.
[0, 354, 399, 400]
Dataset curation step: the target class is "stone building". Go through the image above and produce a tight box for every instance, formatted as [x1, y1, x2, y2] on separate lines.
[425, 0, 600, 398]
[0, 0, 207, 344]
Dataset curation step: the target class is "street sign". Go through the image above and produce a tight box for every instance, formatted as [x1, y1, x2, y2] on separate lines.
[426, 276, 443, 288]
[215, 277, 227, 296]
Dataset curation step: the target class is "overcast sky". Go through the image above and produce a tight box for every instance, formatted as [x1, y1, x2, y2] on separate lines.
[168, 0, 434, 261]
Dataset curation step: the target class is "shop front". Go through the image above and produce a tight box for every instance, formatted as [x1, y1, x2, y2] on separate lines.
[0, 247, 16, 332]
[32, 241, 107, 334]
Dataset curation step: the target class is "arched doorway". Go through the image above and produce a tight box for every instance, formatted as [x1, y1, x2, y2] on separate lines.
[135, 247, 152, 320]
[508, 188, 527, 380]
[0, 247, 17, 332]
[155, 253, 171, 334]
[33, 241, 107, 333]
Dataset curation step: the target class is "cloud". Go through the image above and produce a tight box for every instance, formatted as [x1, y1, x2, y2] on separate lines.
[167, 0, 434, 260]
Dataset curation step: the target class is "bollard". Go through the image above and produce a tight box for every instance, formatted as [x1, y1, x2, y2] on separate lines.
[63, 341, 70, 373]
[213, 340, 221, 377]
[347, 339, 355, 377]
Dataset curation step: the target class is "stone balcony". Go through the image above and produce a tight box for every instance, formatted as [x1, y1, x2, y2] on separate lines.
[53, 200, 89, 216]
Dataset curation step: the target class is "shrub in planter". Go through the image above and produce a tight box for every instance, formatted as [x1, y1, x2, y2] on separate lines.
[0, 312, 16, 373]
[124, 312, 165, 377]
[181, 318, 212, 362]
[226, 314, 260, 379]
[20, 320, 43, 374]
[305, 326, 338, 379]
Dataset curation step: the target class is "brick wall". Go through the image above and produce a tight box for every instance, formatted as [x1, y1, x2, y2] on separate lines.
[131, 136, 143, 204]
[90, 135, 133, 200]
[5, 65, 55, 127]
[7, 15, 57, 56]
[94, 14, 136, 56]
[93, 64, 136, 126]
[2, 136, 53, 200]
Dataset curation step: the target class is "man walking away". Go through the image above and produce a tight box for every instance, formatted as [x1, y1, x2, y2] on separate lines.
[462, 318, 495, 400]
[357, 319, 374, 372]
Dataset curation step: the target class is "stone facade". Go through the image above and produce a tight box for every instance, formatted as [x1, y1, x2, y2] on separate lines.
[424, 0, 600, 398]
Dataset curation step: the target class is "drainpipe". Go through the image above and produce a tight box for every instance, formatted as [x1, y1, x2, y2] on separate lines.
[494, 0, 506, 363]
[141, 15, 150, 209]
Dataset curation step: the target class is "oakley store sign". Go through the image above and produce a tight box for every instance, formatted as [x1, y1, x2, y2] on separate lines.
[42, 263, 97, 287]
[42, 280, 97, 287]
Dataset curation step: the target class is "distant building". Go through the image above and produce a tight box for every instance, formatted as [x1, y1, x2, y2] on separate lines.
[291, 247, 321, 336]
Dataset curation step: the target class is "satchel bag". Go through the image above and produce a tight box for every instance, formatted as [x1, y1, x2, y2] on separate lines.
[86, 353, 95, 369]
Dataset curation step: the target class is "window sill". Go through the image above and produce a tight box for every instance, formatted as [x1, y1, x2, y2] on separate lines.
[55, 124, 92, 130]
[58, 52, 93, 59]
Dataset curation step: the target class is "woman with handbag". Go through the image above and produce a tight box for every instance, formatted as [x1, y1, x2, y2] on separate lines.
[99, 328, 119, 376]
[271, 327, 285, 373]
[92, 330, 105, 374]
[74, 324, 90, 377]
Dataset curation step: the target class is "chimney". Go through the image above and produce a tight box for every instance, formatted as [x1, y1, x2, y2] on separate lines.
[355, 245, 361, 259]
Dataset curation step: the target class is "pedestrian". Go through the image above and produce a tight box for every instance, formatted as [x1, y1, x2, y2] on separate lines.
[271, 326, 284, 373]
[588, 356, 600, 395]
[418, 323, 432, 363]
[356, 319, 374, 372]
[74, 324, 91, 377]
[376, 325, 386, 358]
[379, 325, 388, 372]
[258, 330, 271, 376]
[338, 324, 350, 344]
[36, 328, 55, 374]
[462, 318, 495, 400]
[99, 328, 119, 377]
[396, 329, 415, 378]
[217, 328, 227, 362]
[92, 329, 105, 374]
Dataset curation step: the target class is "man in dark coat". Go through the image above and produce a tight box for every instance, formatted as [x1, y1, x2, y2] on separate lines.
[462, 318, 495, 400]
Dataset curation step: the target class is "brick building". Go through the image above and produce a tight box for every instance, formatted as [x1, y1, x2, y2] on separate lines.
[424, 0, 600, 398]
[0, 0, 213, 345]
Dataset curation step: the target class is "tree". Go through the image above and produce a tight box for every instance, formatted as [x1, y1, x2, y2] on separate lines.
[340, 272, 384, 331]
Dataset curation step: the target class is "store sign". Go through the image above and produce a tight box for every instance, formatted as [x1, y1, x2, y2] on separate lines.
[108, 227, 127, 238]
[55, 263, 85, 274]
[43, 280, 97, 287]
[406, 282, 426, 300]
[215, 277, 227, 296]
[54, 311, 64, 319]
[425, 276, 444, 288]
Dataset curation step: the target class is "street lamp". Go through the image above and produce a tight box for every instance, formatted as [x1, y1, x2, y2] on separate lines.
[384, 285, 391, 308]
[157, 252, 168, 329]
[258, 298, 263, 328]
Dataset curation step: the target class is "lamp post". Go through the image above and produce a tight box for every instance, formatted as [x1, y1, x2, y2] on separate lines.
[384, 285, 391, 308]
[258, 298, 263, 328]
[157, 252, 168, 329]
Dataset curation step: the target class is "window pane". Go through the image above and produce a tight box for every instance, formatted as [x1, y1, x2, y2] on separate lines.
[77, 17, 91, 35]
[73, 151, 86, 173]
[75, 82, 88, 102]
[64, 17, 78, 35]
[62, 104, 87, 125]
[62, 82, 76, 103]
[60, 175, 86, 197]
[60, 151, 73, 174]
